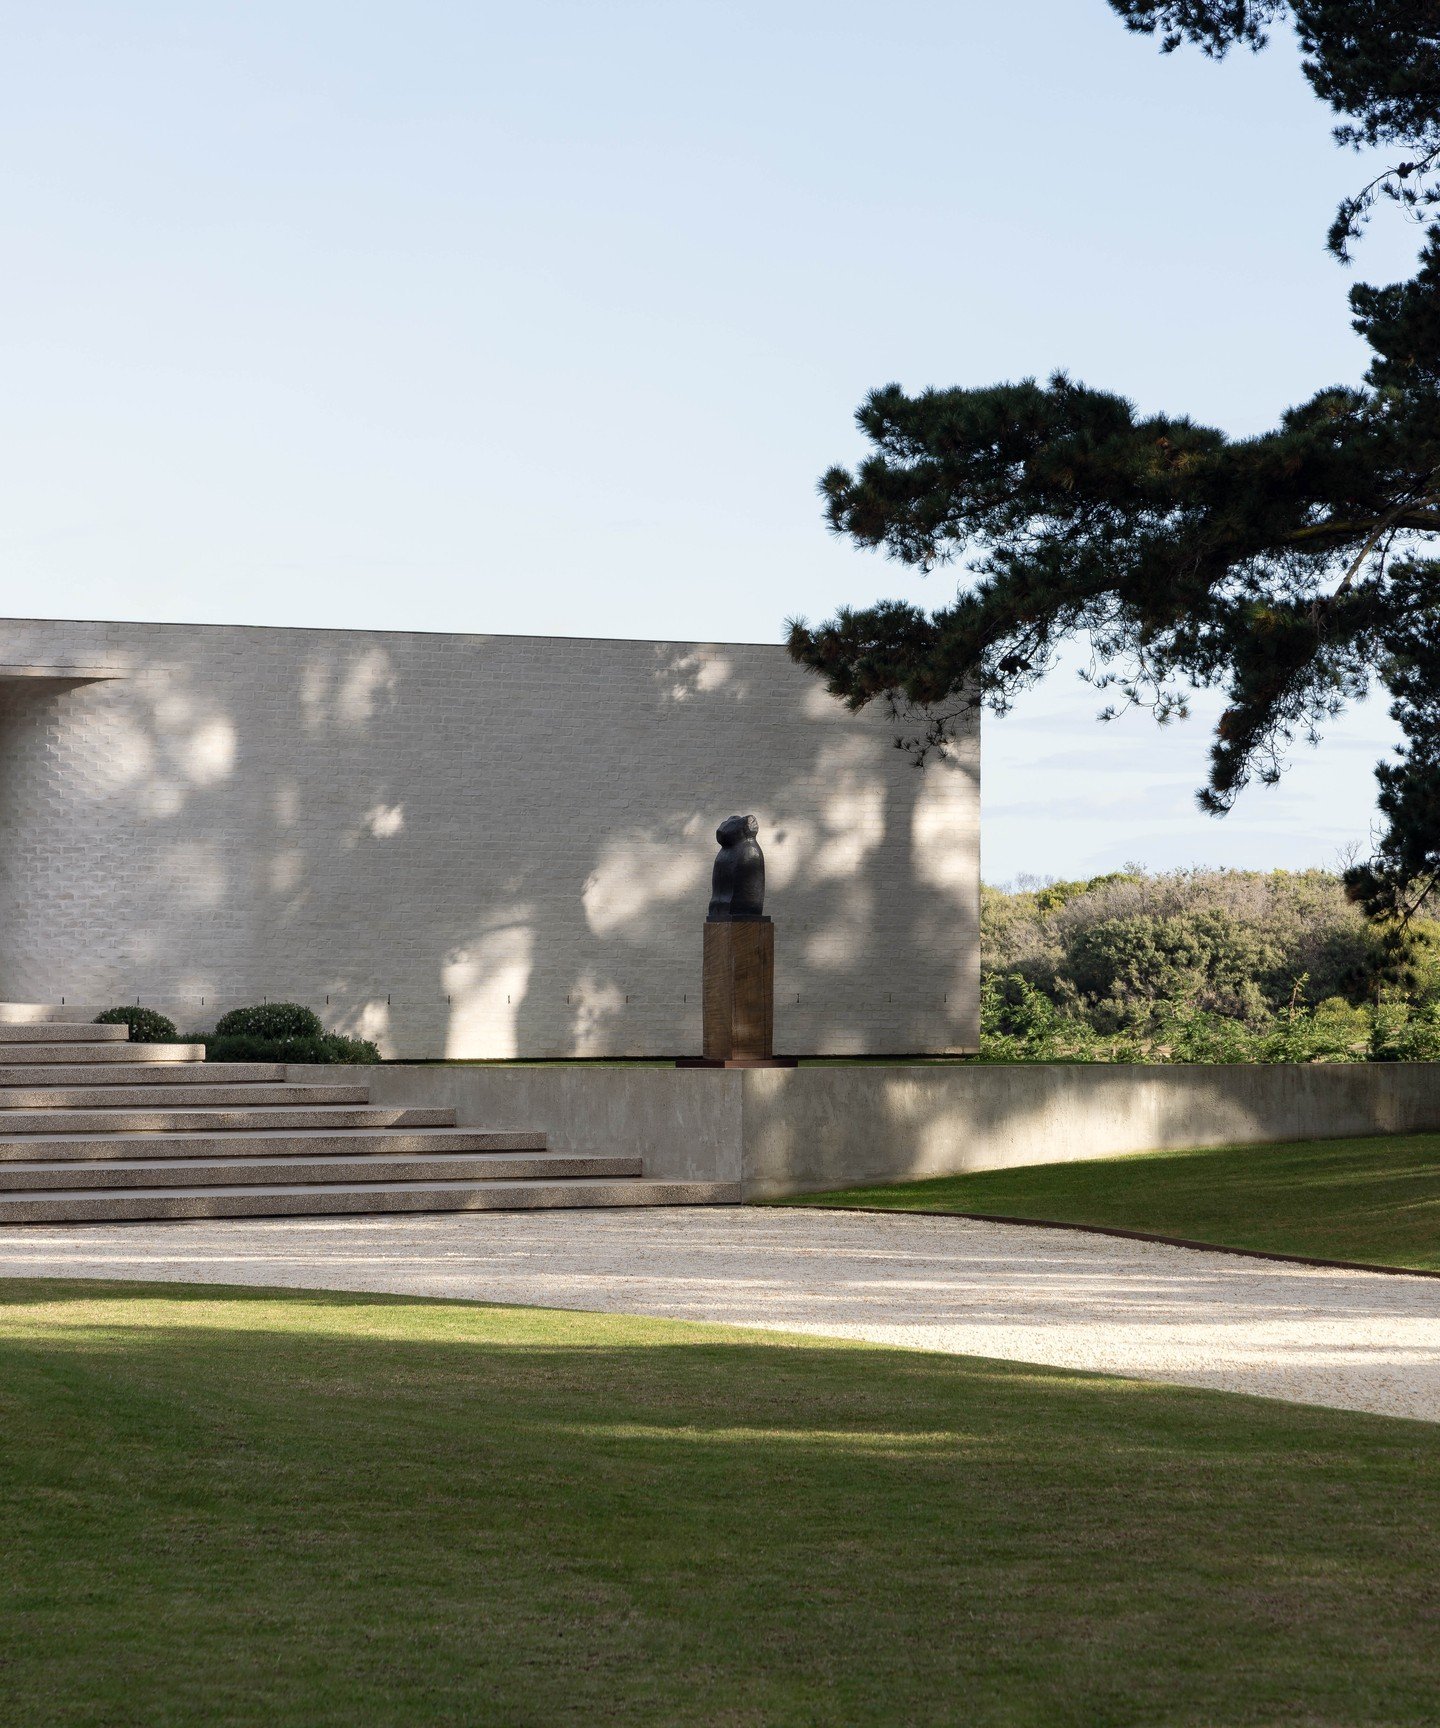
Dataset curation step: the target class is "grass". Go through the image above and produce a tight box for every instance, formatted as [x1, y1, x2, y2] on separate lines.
[785, 1132, 1440, 1272]
[4, 1282, 1440, 1724]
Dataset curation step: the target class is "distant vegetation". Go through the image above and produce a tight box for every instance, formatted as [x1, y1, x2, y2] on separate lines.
[982, 869, 1440, 1063]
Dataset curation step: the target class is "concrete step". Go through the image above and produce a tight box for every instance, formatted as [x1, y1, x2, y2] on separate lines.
[0, 1104, 455, 1135]
[0, 1042, 205, 1066]
[0, 1004, 106, 1024]
[0, 1062, 287, 1087]
[0, 1151, 641, 1192]
[0, 1022, 129, 1043]
[0, 1127, 548, 1161]
[0, 1177, 741, 1222]
[0, 1083, 372, 1109]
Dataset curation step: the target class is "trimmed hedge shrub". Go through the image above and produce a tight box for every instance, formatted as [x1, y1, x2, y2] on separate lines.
[205, 1003, 380, 1065]
[94, 1006, 179, 1044]
[206, 1032, 380, 1065]
[213, 1002, 325, 1042]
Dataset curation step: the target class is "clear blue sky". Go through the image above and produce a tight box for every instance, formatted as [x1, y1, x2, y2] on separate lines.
[0, 1, 1419, 881]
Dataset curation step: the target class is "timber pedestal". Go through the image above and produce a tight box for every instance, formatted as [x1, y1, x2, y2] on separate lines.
[676, 920, 796, 1069]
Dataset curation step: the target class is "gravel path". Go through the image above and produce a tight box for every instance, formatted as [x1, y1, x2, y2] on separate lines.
[2, 1207, 1440, 1423]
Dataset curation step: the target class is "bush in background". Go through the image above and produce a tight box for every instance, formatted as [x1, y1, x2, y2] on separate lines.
[94, 1006, 179, 1044]
[980, 867, 1440, 1064]
[1369, 998, 1440, 1062]
[204, 1003, 380, 1065]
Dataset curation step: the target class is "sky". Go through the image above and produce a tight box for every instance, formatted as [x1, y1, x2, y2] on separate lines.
[0, 1, 1423, 883]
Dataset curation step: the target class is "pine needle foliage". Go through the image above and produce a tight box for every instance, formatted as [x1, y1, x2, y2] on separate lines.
[788, 3, 1440, 922]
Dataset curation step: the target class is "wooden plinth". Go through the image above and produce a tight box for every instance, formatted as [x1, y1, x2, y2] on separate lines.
[700, 919, 774, 1062]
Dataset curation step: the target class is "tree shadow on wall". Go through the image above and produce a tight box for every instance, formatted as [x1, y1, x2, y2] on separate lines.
[0, 626, 977, 1056]
[504, 642, 978, 1058]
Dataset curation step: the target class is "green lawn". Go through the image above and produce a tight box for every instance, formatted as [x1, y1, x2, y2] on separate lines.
[785, 1132, 1440, 1271]
[4, 1282, 1440, 1725]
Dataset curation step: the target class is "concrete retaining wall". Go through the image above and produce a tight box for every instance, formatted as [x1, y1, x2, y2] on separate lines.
[339, 1061, 744, 1187]
[291, 1059, 1440, 1200]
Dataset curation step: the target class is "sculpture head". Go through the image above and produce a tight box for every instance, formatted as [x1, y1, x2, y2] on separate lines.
[708, 813, 766, 921]
[715, 813, 759, 848]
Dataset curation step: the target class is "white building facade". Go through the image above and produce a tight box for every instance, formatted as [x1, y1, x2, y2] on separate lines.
[0, 618, 980, 1057]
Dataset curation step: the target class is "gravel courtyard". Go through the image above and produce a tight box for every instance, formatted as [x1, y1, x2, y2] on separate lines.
[3, 1206, 1440, 1422]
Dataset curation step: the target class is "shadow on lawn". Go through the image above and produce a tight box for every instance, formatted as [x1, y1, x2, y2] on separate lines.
[4, 1279, 1440, 1727]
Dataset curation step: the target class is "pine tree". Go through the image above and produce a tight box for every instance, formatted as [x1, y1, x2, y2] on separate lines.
[788, 2, 1440, 919]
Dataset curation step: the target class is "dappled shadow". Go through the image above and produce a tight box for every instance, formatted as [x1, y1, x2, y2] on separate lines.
[4, 1204, 1440, 1421]
[0, 622, 978, 1056]
[742, 1053, 1440, 1199]
[4, 1277, 1440, 1725]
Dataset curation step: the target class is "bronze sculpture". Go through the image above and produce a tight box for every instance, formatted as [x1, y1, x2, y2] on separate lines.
[706, 814, 767, 922]
[677, 812, 793, 1067]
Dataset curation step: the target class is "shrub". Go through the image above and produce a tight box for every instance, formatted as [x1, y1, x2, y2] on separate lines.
[981, 966, 1380, 1065]
[94, 1006, 179, 1044]
[1370, 997, 1440, 1062]
[213, 1002, 325, 1043]
[206, 1031, 380, 1065]
[1064, 908, 1283, 1023]
[1151, 1001, 1260, 1064]
[985, 867, 1391, 1021]
[975, 866, 1440, 1062]
[1257, 994, 1369, 1064]
[979, 973, 1137, 1062]
[204, 1005, 379, 1065]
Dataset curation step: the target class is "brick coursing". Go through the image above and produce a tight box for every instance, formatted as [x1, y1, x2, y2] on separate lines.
[0, 619, 980, 1056]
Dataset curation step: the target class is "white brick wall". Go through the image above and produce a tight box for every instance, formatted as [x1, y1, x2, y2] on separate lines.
[0, 618, 980, 1056]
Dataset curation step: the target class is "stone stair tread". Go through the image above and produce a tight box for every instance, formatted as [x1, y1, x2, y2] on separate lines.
[0, 1023, 129, 1043]
[0, 1150, 634, 1173]
[0, 1085, 372, 1108]
[0, 1128, 548, 1160]
[0, 1007, 726, 1220]
[0, 1063, 287, 1084]
[0, 1152, 643, 1189]
[2, 1176, 701, 1195]
[0, 1126, 543, 1145]
[0, 1043, 205, 1064]
[0, 1106, 457, 1133]
[0, 1177, 740, 1220]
